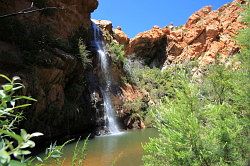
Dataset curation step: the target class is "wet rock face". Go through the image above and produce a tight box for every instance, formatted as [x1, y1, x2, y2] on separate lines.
[123, 0, 246, 67]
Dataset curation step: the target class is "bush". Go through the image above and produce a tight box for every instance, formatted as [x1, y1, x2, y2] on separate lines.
[122, 60, 197, 124]
[143, 64, 249, 165]
[0, 74, 43, 165]
[78, 38, 92, 69]
[0, 74, 89, 166]
[106, 41, 125, 63]
[142, 4, 250, 165]
[131, 62, 196, 103]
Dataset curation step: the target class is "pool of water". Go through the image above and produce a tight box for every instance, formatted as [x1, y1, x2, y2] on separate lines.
[57, 129, 157, 166]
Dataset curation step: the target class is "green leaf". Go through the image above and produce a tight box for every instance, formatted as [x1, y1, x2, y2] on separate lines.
[14, 96, 37, 102]
[0, 149, 10, 164]
[26, 140, 35, 148]
[36, 156, 43, 162]
[2, 84, 13, 92]
[0, 90, 6, 98]
[10, 100, 16, 107]
[20, 150, 31, 155]
[0, 130, 23, 144]
[12, 76, 21, 81]
[21, 129, 28, 140]
[0, 74, 11, 82]
[10, 160, 26, 166]
[14, 104, 32, 109]
[12, 86, 24, 91]
[0, 109, 13, 115]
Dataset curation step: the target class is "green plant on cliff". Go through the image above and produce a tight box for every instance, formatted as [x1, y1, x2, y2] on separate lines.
[122, 61, 197, 124]
[143, 4, 250, 166]
[0, 74, 43, 165]
[133, 62, 196, 103]
[78, 38, 92, 69]
[107, 41, 125, 63]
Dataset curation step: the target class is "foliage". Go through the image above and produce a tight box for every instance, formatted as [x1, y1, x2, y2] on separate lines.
[131, 62, 196, 103]
[33, 137, 89, 166]
[71, 136, 89, 166]
[78, 38, 92, 69]
[0, 74, 43, 165]
[33, 140, 73, 166]
[122, 60, 197, 125]
[143, 4, 250, 166]
[143, 64, 249, 165]
[123, 99, 147, 123]
[0, 74, 81, 166]
[107, 41, 125, 63]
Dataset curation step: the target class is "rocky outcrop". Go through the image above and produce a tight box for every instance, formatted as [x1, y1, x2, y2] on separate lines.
[0, 0, 98, 38]
[92, 19, 113, 34]
[92, 19, 130, 47]
[0, 0, 99, 141]
[113, 27, 130, 47]
[124, 0, 246, 66]
[127, 26, 170, 67]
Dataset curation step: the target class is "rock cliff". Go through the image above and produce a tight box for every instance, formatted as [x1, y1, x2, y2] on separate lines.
[0, 0, 98, 38]
[0, 0, 99, 141]
[120, 0, 246, 67]
[93, 0, 247, 128]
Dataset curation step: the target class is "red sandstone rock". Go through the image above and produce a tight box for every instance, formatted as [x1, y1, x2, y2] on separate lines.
[113, 27, 130, 46]
[0, 0, 98, 38]
[121, 83, 143, 102]
[92, 19, 113, 33]
[127, 26, 169, 58]
[185, 6, 212, 28]
[124, 0, 246, 66]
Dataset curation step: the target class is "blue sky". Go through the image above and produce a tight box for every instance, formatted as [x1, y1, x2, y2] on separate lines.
[92, 0, 232, 38]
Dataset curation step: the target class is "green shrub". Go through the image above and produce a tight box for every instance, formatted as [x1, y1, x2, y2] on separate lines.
[143, 65, 249, 165]
[78, 38, 92, 69]
[131, 63, 196, 103]
[0, 74, 89, 166]
[122, 60, 197, 124]
[143, 4, 250, 165]
[107, 41, 125, 63]
[0, 74, 43, 165]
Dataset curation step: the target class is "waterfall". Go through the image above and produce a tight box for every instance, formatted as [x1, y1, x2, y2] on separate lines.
[92, 21, 120, 134]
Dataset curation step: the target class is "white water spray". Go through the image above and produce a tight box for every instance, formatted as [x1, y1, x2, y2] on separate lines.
[92, 21, 120, 134]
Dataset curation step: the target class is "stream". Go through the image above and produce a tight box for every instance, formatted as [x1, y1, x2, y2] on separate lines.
[55, 129, 157, 166]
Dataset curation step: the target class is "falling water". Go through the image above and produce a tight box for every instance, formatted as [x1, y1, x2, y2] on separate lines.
[92, 21, 120, 134]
